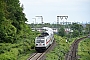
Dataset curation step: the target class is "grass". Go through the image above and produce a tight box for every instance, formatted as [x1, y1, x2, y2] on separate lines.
[46, 35, 86, 60]
[17, 49, 36, 60]
[78, 38, 90, 60]
[0, 35, 37, 60]
[46, 35, 70, 60]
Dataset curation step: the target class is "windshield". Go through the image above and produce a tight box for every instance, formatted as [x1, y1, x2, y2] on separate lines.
[37, 40, 44, 43]
[38, 32, 49, 37]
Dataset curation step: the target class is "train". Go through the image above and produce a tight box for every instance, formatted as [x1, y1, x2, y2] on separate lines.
[35, 27, 54, 52]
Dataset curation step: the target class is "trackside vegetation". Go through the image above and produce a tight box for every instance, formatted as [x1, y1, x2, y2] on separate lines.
[0, 0, 39, 60]
[0, 33, 38, 60]
[78, 38, 90, 60]
[46, 35, 82, 60]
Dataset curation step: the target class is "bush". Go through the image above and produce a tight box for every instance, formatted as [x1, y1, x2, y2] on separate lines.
[72, 30, 79, 37]
[58, 27, 66, 37]
[0, 20, 17, 43]
[0, 48, 18, 60]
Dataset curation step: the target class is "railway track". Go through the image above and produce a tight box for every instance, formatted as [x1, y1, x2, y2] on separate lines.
[27, 40, 56, 60]
[65, 36, 87, 60]
[27, 53, 44, 60]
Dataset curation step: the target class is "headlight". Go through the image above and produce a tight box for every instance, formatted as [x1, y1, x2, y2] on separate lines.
[43, 44, 45, 45]
[36, 44, 38, 46]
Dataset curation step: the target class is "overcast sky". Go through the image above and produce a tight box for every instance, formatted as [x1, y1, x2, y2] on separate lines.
[20, 0, 90, 24]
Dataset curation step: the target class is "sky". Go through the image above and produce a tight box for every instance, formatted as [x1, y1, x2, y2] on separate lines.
[19, 0, 90, 24]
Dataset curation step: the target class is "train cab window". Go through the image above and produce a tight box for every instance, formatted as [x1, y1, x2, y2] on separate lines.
[37, 40, 44, 43]
[41, 40, 44, 43]
[37, 40, 40, 43]
[41, 32, 49, 36]
[38, 32, 49, 37]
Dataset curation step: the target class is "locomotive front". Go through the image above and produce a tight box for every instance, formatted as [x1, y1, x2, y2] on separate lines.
[35, 32, 49, 52]
[35, 27, 54, 52]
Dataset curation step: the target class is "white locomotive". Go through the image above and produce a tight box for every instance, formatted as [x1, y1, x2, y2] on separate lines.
[35, 27, 54, 52]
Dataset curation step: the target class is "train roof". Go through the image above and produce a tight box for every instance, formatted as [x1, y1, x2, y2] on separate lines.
[38, 32, 49, 37]
[42, 27, 53, 32]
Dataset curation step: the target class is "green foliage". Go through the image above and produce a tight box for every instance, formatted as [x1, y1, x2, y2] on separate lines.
[72, 30, 79, 37]
[78, 38, 90, 60]
[71, 23, 84, 35]
[58, 27, 66, 37]
[0, 0, 39, 60]
[0, 19, 17, 43]
[0, 0, 28, 43]
[0, 48, 18, 60]
[0, 35, 37, 60]
[46, 35, 69, 60]
[29, 23, 57, 28]
[46, 35, 83, 60]
[85, 24, 90, 34]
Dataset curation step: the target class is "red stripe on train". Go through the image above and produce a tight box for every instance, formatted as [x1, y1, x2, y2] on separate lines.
[46, 40, 51, 44]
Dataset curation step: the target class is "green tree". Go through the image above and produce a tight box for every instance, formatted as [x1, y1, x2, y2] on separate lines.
[0, 0, 30, 43]
[85, 23, 90, 34]
[58, 27, 65, 37]
[71, 23, 83, 36]
[71, 23, 79, 30]
[72, 30, 79, 37]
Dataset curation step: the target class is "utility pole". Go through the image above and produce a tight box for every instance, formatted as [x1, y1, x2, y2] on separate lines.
[35, 16, 43, 24]
[87, 22, 90, 34]
[35, 16, 43, 27]
[57, 16, 68, 33]
[32, 18, 36, 31]
[82, 21, 84, 36]
[78, 22, 80, 37]
[56, 16, 68, 60]
[57, 16, 59, 32]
